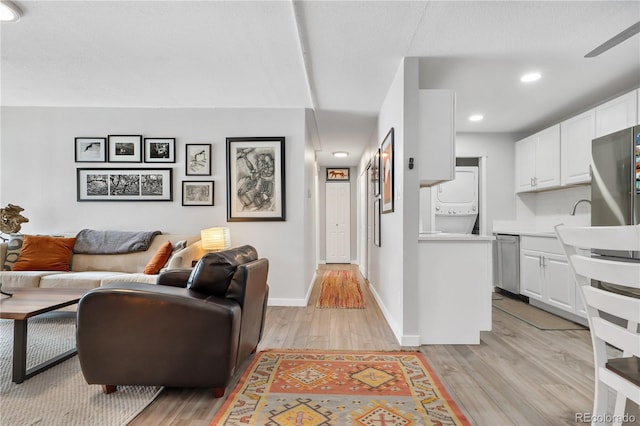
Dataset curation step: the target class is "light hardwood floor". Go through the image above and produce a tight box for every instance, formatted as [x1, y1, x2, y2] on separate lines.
[129, 265, 633, 425]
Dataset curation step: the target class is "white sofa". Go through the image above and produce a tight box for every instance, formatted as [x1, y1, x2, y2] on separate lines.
[0, 234, 204, 289]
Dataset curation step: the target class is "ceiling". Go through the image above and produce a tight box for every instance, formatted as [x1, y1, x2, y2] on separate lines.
[2, 1, 639, 167]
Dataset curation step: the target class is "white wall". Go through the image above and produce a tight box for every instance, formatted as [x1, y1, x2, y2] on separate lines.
[361, 58, 423, 345]
[303, 110, 319, 302]
[0, 106, 311, 304]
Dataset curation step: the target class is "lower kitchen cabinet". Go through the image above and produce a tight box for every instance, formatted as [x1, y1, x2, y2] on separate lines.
[519, 235, 584, 318]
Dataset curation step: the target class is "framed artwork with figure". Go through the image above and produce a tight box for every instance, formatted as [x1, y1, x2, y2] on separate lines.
[226, 137, 285, 222]
[381, 128, 394, 213]
[186, 144, 212, 176]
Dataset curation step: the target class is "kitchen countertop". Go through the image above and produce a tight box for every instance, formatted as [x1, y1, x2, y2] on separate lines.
[418, 232, 495, 241]
[492, 230, 558, 238]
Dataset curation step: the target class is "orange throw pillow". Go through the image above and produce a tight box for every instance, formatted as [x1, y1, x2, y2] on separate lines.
[12, 235, 76, 271]
[144, 241, 174, 275]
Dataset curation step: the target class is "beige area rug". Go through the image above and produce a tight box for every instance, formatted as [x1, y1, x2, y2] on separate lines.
[0, 314, 162, 426]
[492, 297, 586, 330]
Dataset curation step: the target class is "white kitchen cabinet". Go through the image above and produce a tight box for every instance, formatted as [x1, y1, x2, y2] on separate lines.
[560, 109, 595, 185]
[419, 89, 455, 187]
[594, 90, 638, 137]
[519, 236, 583, 318]
[520, 249, 544, 300]
[514, 124, 561, 193]
[515, 135, 536, 192]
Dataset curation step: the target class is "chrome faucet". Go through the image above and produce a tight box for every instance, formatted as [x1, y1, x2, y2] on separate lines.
[570, 199, 591, 215]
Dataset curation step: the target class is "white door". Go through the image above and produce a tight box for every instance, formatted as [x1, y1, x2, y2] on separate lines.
[326, 182, 350, 263]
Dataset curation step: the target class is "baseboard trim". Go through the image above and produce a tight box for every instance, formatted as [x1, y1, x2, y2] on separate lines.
[267, 298, 307, 307]
[368, 284, 406, 347]
[267, 271, 316, 307]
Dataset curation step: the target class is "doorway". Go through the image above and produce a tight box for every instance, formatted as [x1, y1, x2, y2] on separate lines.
[325, 181, 351, 263]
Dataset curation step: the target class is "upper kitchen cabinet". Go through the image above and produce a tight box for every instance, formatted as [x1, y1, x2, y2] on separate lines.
[419, 89, 455, 187]
[560, 109, 595, 186]
[515, 124, 561, 193]
[594, 90, 638, 138]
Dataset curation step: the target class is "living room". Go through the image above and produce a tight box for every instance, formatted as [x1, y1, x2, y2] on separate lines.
[1, 1, 639, 425]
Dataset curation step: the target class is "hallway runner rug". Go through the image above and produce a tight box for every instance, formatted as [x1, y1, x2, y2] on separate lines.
[211, 350, 470, 425]
[316, 269, 365, 309]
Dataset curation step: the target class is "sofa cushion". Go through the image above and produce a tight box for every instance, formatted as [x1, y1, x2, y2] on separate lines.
[70, 234, 199, 274]
[0, 270, 60, 288]
[39, 272, 130, 289]
[101, 273, 159, 286]
[12, 235, 76, 271]
[2, 234, 24, 271]
[187, 245, 257, 296]
[144, 241, 173, 274]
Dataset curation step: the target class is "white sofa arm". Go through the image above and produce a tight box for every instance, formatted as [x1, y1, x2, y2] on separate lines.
[166, 241, 205, 269]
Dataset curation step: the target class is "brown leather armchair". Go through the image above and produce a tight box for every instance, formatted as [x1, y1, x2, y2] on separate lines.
[76, 245, 269, 397]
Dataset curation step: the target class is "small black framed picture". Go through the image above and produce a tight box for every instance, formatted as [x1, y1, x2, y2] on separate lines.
[108, 135, 142, 163]
[144, 138, 176, 163]
[75, 137, 106, 162]
[182, 180, 214, 206]
[186, 144, 212, 176]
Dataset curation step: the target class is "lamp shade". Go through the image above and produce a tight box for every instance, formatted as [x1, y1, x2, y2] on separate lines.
[200, 227, 231, 251]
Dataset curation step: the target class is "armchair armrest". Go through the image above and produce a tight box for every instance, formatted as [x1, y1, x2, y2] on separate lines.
[157, 268, 192, 287]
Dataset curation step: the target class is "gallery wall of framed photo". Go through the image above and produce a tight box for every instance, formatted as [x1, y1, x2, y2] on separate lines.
[74, 134, 214, 205]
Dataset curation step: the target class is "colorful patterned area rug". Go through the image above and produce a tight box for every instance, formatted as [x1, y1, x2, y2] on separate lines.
[316, 270, 365, 309]
[211, 350, 470, 425]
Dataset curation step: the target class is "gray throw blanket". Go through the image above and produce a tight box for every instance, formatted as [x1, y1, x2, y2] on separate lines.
[74, 229, 161, 254]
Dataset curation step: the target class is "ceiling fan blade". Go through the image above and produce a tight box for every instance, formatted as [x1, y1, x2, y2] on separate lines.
[585, 21, 640, 58]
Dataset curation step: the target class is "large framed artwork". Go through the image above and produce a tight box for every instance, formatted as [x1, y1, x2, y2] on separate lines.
[381, 128, 394, 213]
[182, 180, 214, 206]
[144, 138, 175, 163]
[77, 168, 172, 201]
[226, 137, 285, 222]
[186, 144, 212, 176]
[108, 135, 142, 163]
[75, 137, 107, 162]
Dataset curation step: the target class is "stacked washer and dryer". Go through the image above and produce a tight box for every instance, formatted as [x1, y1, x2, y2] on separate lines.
[433, 166, 479, 234]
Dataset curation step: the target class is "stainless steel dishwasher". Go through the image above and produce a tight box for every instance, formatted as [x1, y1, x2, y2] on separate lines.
[493, 234, 520, 295]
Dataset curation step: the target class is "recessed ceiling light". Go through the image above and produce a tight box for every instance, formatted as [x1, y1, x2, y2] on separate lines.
[469, 114, 484, 122]
[332, 151, 348, 158]
[0, 1, 22, 22]
[521, 72, 542, 83]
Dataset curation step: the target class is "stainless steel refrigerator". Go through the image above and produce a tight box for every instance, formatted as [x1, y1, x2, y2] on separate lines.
[591, 125, 640, 260]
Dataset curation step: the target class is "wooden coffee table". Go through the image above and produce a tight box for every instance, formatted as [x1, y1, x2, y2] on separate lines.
[0, 287, 88, 383]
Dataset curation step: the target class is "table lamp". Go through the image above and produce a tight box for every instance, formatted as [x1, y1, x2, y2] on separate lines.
[200, 227, 231, 252]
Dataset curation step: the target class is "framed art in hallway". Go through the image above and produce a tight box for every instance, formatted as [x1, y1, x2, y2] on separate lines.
[186, 143, 212, 176]
[381, 128, 394, 213]
[226, 137, 285, 222]
[77, 168, 172, 201]
[326, 168, 349, 181]
[182, 181, 214, 206]
[372, 148, 380, 197]
[75, 137, 106, 162]
[144, 138, 175, 163]
[374, 198, 381, 246]
[107, 135, 142, 162]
